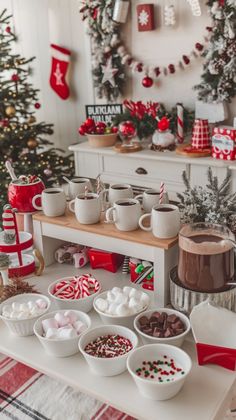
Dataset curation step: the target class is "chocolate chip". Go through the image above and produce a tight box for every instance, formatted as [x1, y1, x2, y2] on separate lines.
[167, 314, 178, 323]
[139, 316, 149, 326]
[139, 311, 186, 339]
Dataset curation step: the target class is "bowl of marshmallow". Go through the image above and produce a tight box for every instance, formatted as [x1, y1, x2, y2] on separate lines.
[34, 309, 91, 357]
[0, 293, 50, 336]
[93, 286, 150, 329]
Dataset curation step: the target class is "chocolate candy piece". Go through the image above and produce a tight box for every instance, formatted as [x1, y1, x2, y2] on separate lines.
[139, 311, 186, 338]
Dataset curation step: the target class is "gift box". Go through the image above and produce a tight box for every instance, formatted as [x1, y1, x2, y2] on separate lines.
[212, 125, 236, 161]
[137, 4, 154, 31]
[190, 300, 236, 371]
[129, 258, 154, 291]
[88, 248, 124, 273]
[191, 119, 211, 149]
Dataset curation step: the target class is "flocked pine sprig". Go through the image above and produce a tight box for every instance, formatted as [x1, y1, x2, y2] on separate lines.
[177, 167, 236, 228]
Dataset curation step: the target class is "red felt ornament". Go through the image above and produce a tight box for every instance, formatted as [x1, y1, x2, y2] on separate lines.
[158, 117, 170, 132]
[11, 74, 19, 82]
[195, 43, 204, 51]
[92, 8, 98, 19]
[182, 55, 190, 65]
[127, 58, 133, 66]
[142, 76, 153, 88]
[34, 102, 41, 109]
[5, 26, 11, 33]
[136, 63, 143, 72]
[168, 64, 175, 74]
[155, 67, 160, 77]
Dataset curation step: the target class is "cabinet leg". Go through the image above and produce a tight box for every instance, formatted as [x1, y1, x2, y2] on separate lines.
[153, 245, 178, 307]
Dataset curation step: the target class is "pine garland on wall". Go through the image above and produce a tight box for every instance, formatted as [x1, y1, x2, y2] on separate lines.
[194, 0, 236, 103]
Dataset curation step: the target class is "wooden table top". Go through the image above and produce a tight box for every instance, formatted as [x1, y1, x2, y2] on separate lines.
[33, 210, 178, 250]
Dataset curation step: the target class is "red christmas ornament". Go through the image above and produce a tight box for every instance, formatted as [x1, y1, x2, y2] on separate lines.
[96, 121, 106, 130]
[142, 76, 153, 88]
[182, 55, 190, 65]
[158, 117, 170, 132]
[85, 118, 95, 129]
[92, 7, 98, 20]
[195, 43, 204, 51]
[34, 102, 41, 109]
[11, 74, 19, 82]
[6, 26, 11, 33]
[96, 126, 105, 134]
[168, 64, 175, 74]
[111, 126, 118, 133]
[0, 119, 9, 127]
[78, 124, 87, 136]
[118, 120, 136, 140]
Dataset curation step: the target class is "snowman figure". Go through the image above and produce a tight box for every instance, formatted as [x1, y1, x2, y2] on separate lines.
[152, 117, 175, 149]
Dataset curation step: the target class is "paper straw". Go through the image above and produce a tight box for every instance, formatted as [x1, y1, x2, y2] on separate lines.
[84, 185, 88, 200]
[159, 182, 165, 204]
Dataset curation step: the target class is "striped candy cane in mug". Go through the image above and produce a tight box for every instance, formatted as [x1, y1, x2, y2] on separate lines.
[159, 182, 165, 204]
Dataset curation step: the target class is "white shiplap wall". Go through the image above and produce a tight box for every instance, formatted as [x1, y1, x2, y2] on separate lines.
[0, 0, 235, 150]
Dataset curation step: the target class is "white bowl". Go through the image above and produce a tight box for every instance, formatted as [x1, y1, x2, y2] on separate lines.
[0, 293, 50, 337]
[134, 308, 190, 347]
[48, 277, 102, 313]
[34, 310, 91, 357]
[127, 344, 192, 400]
[93, 290, 149, 329]
[79, 324, 138, 376]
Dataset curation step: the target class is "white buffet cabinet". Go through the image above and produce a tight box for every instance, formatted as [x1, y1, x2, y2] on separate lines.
[69, 142, 236, 197]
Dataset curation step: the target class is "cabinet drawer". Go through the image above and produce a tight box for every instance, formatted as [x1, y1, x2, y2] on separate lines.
[103, 155, 186, 184]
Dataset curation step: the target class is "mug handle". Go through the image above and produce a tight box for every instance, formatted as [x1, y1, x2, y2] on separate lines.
[135, 194, 143, 203]
[32, 194, 42, 210]
[68, 200, 75, 213]
[139, 213, 152, 231]
[105, 206, 117, 224]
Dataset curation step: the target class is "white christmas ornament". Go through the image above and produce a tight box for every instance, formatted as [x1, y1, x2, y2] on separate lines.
[164, 5, 176, 26]
[101, 57, 119, 87]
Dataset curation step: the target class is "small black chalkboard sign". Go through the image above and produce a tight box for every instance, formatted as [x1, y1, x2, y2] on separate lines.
[85, 104, 123, 124]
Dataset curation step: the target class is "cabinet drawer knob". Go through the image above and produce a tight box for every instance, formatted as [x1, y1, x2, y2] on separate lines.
[135, 167, 148, 175]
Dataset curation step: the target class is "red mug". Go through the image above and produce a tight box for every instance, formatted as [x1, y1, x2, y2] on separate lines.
[8, 179, 45, 213]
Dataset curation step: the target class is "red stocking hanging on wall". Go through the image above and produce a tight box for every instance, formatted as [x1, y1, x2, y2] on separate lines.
[49, 44, 71, 100]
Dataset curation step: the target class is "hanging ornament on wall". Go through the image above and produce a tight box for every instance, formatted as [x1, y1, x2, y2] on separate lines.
[5, 106, 16, 117]
[137, 4, 155, 31]
[164, 5, 176, 26]
[112, 0, 130, 23]
[101, 57, 119, 87]
[142, 76, 153, 88]
[186, 0, 201, 17]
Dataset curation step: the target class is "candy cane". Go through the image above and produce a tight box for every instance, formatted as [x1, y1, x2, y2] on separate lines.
[176, 103, 184, 144]
[159, 182, 165, 204]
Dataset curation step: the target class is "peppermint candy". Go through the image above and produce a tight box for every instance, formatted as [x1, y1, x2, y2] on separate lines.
[53, 275, 100, 300]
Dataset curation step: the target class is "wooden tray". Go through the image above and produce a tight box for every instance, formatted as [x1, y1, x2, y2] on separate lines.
[176, 144, 211, 158]
[114, 143, 142, 153]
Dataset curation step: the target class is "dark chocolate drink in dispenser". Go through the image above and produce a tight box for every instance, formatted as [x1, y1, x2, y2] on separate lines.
[178, 224, 235, 293]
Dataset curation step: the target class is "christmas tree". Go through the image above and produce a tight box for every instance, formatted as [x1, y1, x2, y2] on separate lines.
[195, 0, 236, 103]
[0, 9, 74, 211]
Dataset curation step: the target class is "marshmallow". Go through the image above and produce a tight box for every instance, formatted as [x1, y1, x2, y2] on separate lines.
[140, 292, 150, 307]
[19, 303, 29, 312]
[57, 327, 77, 340]
[27, 300, 35, 310]
[54, 313, 70, 327]
[10, 310, 19, 319]
[123, 286, 133, 296]
[73, 320, 87, 334]
[108, 303, 118, 315]
[64, 310, 78, 324]
[129, 289, 141, 300]
[42, 318, 58, 333]
[95, 298, 108, 312]
[116, 304, 130, 316]
[112, 287, 122, 294]
[12, 302, 21, 311]
[107, 291, 116, 302]
[46, 328, 59, 339]
[36, 299, 47, 309]
[114, 293, 128, 305]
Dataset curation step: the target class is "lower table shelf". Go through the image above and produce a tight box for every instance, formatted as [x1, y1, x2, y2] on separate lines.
[0, 263, 235, 420]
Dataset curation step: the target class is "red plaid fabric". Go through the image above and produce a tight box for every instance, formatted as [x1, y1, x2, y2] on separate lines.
[191, 119, 211, 149]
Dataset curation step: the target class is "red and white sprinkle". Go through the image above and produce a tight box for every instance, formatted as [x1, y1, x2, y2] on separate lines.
[84, 334, 133, 358]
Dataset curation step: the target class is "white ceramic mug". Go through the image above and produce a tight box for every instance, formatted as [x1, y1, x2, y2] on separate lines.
[68, 177, 92, 200]
[135, 189, 169, 213]
[139, 204, 180, 238]
[104, 184, 133, 205]
[69, 192, 101, 224]
[32, 188, 67, 217]
[106, 198, 141, 231]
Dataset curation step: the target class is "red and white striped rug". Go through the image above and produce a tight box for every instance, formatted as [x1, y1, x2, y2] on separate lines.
[0, 353, 135, 420]
[0, 352, 235, 420]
